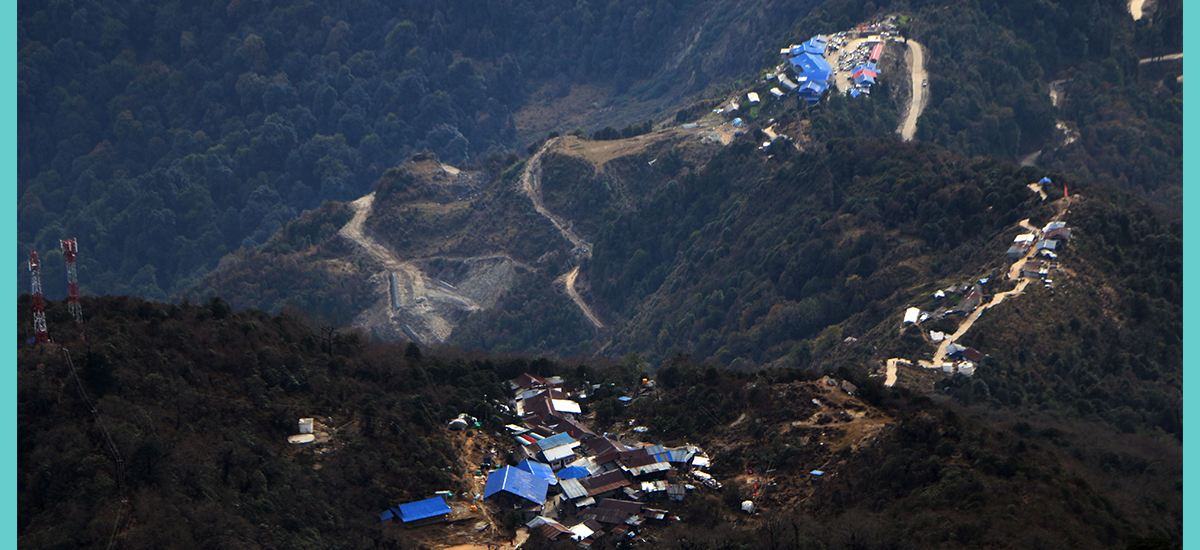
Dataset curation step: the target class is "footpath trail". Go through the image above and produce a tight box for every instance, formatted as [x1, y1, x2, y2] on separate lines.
[1139, 52, 1182, 64]
[518, 139, 604, 329]
[900, 40, 928, 141]
[884, 358, 910, 387]
[910, 194, 1071, 373]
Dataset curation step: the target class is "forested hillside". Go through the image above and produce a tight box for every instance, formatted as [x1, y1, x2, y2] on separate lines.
[17, 0, 819, 300]
[447, 134, 1181, 443]
[17, 295, 567, 549]
[775, 0, 1182, 206]
[17, 297, 1181, 549]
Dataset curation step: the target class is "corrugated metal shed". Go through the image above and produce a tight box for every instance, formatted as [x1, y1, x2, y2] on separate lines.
[397, 496, 452, 523]
[598, 499, 643, 515]
[582, 470, 632, 496]
[536, 432, 576, 452]
[542, 444, 577, 463]
[641, 480, 668, 493]
[567, 456, 602, 475]
[559, 478, 589, 500]
[484, 466, 549, 505]
[517, 460, 559, 486]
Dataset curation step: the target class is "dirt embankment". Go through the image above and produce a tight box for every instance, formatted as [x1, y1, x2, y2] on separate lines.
[339, 193, 522, 344]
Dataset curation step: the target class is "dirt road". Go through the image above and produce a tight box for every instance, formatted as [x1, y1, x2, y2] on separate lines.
[884, 358, 910, 387]
[900, 40, 928, 141]
[1130, 0, 1146, 19]
[557, 266, 603, 329]
[339, 193, 486, 343]
[1139, 52, 1183, 64]
[519, 138, 593, 260]
[518, 140, 604, 328]
[918, 199, 1070, 371]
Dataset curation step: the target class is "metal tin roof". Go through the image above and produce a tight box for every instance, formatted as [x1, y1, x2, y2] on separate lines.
[559, 478, 589, 499]
[551, 399, 582, 414]
[536, 432, 577, 452]
[397, 496, 451, 522]
[517, 459, 559, 485]
[558, 465, 591, 479]
[484, 466, 549, 505]
[542, 444, 577, 463]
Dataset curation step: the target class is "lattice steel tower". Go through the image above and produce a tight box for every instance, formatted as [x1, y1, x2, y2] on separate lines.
[28, 250, 50, 344]
[61, 238, 82, 325]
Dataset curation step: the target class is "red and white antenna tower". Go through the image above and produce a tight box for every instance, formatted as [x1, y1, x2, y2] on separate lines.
[61, 238, 82, 325]
[29, 250, 50, 345]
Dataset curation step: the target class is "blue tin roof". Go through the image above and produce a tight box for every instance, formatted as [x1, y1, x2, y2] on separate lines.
[397, 496, 451, 522]
[517, 459, 559, 485]
[536, 432, 576, 451]
[484, 466, 549, 505]
[788, 53, 831, 80]
[557, 465, 591, 479]
[802, 36, 827, 55]
[798, 80, 829, 102]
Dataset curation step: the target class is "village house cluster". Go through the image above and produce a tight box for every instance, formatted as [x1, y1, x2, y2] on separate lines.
[899, 186, 1074, 378]
[381, 373, 717, 547]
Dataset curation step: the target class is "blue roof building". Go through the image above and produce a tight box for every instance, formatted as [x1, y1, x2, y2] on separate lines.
[797, 79, 829, 103]
[852, 67, 878, 87]
[380, 495, 452, 527]
[788, 52, 831, 81]
[484, 466, 549, 506]
[802, 35, 828, 55]
[517, 459, 559, 486]
[557, 465, 591, 479]
[535, 432, 576, 452]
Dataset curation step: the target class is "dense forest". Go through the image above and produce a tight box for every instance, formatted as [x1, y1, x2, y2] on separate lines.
[17, 295, 568, 549]
[17, 297, 1180, 549]
[17, 0, 820, 301]
[16, 0, 1180, 304]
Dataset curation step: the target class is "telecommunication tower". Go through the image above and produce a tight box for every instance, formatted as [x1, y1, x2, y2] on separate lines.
[28, 251, 50, 345]
[61, 238, 82, 325]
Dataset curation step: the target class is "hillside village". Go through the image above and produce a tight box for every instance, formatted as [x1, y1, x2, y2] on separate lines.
[378, 372, 724, 547]
[884, 178, 1074, 385]
[711, 16, 912, 149]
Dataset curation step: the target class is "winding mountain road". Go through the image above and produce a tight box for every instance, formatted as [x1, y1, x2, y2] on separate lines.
[1130, 0, 1146, 19]
[339, 193, 482, 343]
[1139, 52, 1183, 65]
[900, 40, 928, 141]
[519, 138, 593, 260]
[518, 139, 604, 329]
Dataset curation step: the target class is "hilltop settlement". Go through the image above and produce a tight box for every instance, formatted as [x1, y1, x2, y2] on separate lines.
[379, 372, 720, 547]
